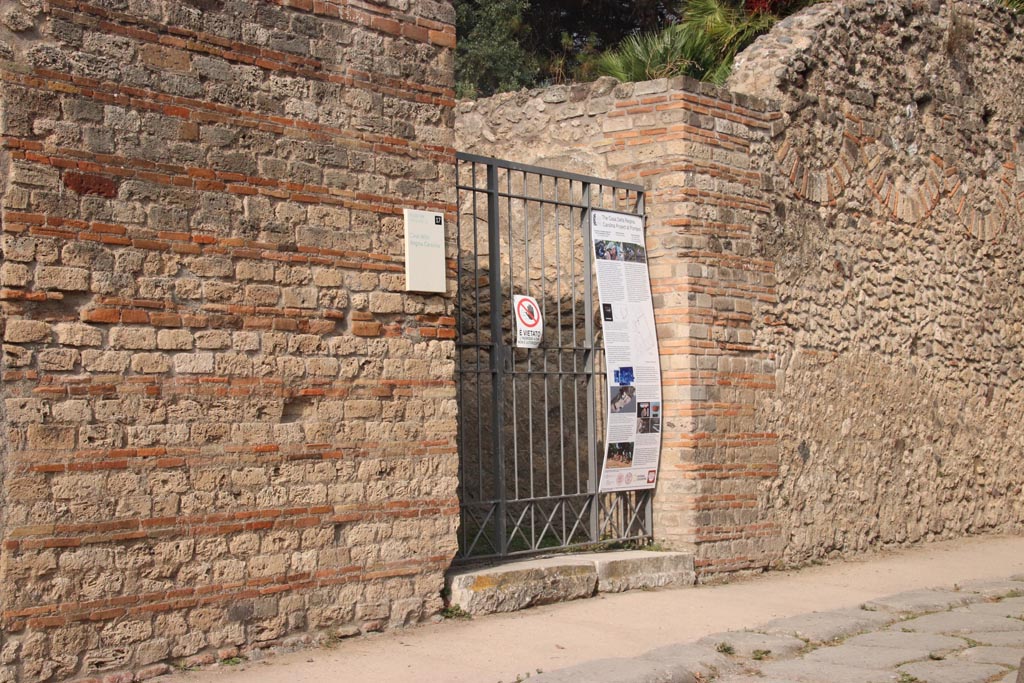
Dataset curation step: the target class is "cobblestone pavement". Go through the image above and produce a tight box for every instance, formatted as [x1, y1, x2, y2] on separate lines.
[532, 575, 1024, 683]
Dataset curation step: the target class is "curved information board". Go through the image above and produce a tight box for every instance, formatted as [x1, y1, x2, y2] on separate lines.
[591, 209, 662, 492]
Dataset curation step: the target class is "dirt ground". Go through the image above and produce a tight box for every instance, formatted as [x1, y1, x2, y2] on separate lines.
[164, 535, 1024, 683]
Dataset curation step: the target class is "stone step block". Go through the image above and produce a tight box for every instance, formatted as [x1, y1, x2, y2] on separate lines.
[446, 550, 694, 616]
[594, 550, 696, 593]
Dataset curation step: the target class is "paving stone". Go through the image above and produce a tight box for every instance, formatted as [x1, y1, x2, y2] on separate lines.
[802, 643, 929, 669]
[955, 646, 1024, 667]
[960, 597, 1024, 618]
[965, 632, 1024, 647]
[697, 631, 807, 659]
[843, 630, 969, 654]
[862, 589, 976, 614]
[523, 643, 729, 683]
[756, 659, 896, 683]
[895, 611, 1024, 634]
[521, 577, 1024, 683]
[527, 656, 698, 683]
[758, 607, 893, 643]
[897, 659, 1007, 683]
[640, 643, 729, 679]
[959, 579, 1024, 598]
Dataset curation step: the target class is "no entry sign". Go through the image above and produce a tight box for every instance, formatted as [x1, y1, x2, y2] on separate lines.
[513, 295, 543, 348]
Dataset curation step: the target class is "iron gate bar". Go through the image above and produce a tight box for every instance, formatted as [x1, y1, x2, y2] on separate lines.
[456, 152, 645, 195]
[485, 162, 507, 556]
[556, 176, 569, 541]
[455, 152, 650, 561]
[581, 182, 599, 546]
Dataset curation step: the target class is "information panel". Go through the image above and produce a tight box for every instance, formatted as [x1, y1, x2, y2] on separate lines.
[404, 209, 446, 293]
[591, 210, 662, 493]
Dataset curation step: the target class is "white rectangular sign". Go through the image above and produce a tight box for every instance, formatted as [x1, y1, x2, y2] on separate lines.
[513, 294, 543, 348]
[404, 209, 446, 293]
[591, 209, 663, 493]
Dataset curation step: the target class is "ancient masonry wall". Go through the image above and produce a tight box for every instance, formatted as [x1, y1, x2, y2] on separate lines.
[457, 0, 1024, 576]
[730, 0, 1024, 565]
[0, 1, 457, 681]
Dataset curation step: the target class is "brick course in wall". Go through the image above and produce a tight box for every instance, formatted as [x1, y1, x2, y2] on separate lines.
[0, 1, 457, 681]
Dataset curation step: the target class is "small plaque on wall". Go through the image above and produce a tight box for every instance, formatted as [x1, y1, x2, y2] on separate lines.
[403, 209, 446, 293]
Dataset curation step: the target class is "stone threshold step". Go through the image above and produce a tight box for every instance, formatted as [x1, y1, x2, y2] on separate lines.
[445, 550, 695, 616]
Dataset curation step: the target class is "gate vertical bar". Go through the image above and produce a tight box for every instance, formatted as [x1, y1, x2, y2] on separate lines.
[581, 182, 599, 543]
[454, 158, 465, 554]
[638, 191, 653, 537]
[486, 162, 507, 556]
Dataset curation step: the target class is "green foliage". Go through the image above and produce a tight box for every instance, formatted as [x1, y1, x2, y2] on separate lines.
[596, 24, 715, 82]
[457, 0, 1023, 98]
[455, 0, 538, 99]
[440, 605, 472, 620]
[679, 0, 779, 83]
[598, 0, 793, 85]
[519, 1, 678, 85]
[456, 0, 679, 97]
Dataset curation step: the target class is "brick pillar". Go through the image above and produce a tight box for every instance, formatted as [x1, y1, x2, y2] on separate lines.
[600, 77, 785, 577]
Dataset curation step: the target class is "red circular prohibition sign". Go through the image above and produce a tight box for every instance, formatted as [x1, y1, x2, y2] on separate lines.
[516, 298, 541, 328]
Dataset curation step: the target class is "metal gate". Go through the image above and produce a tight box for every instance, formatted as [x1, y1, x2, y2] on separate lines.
[455, 152, 652, 561]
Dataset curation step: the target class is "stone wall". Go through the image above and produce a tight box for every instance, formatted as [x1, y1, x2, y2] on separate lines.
[0, 1, 457, 681]
[730, 0, 1024, 565]
[457, 0, 1024, 576]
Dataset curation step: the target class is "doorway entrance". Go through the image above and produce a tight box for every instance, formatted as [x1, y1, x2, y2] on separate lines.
[454, 153, 652, 561]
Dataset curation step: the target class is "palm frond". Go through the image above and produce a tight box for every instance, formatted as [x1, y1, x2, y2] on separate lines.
[680, 0, 777, 67]
[596, 24, 717, 82]
[597, 0, 782, 85]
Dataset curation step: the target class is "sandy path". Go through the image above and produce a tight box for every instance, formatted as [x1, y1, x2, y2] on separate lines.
[164, 535, 1024, 683]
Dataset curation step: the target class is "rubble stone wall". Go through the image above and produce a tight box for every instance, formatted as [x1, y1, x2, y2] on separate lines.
[0, 1, 457, 681]
[457, 0, 1024, 576]
[730, 0, 1024, 565]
